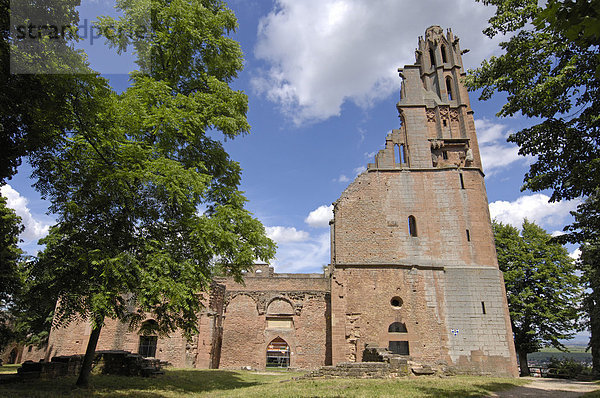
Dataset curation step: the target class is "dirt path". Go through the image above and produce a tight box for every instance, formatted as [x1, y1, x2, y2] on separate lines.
[489, 377, 599, 397]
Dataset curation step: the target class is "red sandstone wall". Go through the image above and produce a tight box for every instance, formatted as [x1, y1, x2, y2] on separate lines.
[219, 294, 265, 369]
[218, 271, 329, 370]
[330, 267, 449, 364]
[44, 284, 225, 368]
[333, 168, 497, 268]
[45, 317, 193, 367]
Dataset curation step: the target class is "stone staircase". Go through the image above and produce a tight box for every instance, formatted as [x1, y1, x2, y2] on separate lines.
[305, 345, 440, 379]
[307, 361, 406, 378]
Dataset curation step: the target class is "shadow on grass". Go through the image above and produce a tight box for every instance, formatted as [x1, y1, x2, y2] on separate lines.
[0, 369, 272, 398]
[409, 381, 522, 398]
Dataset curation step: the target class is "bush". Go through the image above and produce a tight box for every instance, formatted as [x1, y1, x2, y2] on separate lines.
[547, 357, 592, 379]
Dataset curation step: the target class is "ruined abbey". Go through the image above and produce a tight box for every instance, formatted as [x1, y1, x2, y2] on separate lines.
[24, 27, 519, 376]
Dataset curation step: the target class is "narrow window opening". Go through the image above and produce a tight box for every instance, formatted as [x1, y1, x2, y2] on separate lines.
[408, 215, 417, 237]
[459, 173, 465, 189]
[466, 229, 471, 242]
[446, 77, 453, 100]
[481, 301, 486, 315]
[443, 119, 447, 127]
[441, 45, 448, 63]
[429, 48, 436, 67]
[442, 151, 448, 160]
[400, 144, 406, 164]
[389, 341, 410, 355]
[395, 144, 401, 165]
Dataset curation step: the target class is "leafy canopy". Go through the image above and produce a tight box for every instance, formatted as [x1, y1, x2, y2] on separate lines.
[466, 0, 600, 243]
[28, 0, 275, 340]
[0, 194, 24, 351]
[579, 240, 600, 375]
[0, 0, 105, 182]
[493, 220, 580, 357]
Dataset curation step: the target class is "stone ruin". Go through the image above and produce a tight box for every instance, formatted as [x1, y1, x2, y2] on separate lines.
[7, 350, 167, 383]
[27, 26, 519, 378]
[306, 345, 442, 379]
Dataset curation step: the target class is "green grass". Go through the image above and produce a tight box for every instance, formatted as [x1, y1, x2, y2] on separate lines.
[0, 364, 20, 374]
[583, 381, 600, 397]
[0, 368, 529, 398]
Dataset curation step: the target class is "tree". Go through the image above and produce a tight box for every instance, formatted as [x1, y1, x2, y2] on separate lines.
[465, 0, 600, 244]
[27, 0, 275, 387]
[579, 241, 600, 376]
[0, 194, 24, 352]
[0, 0, 107, 183]
[572, 193, 600, 377]
[493, 220, 581, 376]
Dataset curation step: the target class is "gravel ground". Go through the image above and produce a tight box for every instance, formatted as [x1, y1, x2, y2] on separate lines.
[489, 377, 599, 397]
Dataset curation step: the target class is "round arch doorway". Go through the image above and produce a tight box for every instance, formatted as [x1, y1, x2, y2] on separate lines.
[266, 337, 290, 368]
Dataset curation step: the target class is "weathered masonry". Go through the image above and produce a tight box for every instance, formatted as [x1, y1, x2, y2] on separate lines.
[329, 25, 517, 375]
[31, 26, 518, 377]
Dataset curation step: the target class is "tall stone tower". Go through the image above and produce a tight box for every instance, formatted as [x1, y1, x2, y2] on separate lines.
[329, 26, 518, 376]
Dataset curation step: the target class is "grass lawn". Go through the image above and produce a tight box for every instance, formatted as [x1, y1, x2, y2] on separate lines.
[0, 368, 528, 398]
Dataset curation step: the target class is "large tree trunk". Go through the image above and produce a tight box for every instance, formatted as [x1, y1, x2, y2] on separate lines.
[591, 293, 600, 378]
[590, 268, 600, 378]
[75, 320, 103, 387]
[517, 349, 530, 377]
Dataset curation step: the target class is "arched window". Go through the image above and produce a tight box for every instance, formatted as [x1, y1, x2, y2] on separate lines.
[388, 322, 408, 333]
[408, 215, 417, 237]
[446, 77, 454, 101]
[266, 337, 290, 368]
[138, 319, 158, 358]
[441, 45, 448, 63]
[395, 144, 407, 165]
[429, 48, 436, 67]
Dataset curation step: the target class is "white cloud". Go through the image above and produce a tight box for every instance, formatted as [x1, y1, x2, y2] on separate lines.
[364, 151, 377, 159]
[253, 0, 499, 124]
[1, 184, 51, 242]
[305, 204, 334, 228]
[335, 175, 350, 183]
[265, 226, 310, 243]
[489, 194, 579, 229]
[353, 166, 366, 175]
[476, 118, 506, 145]
[358, 127, 366, 143]
[474, 118, 527, 175]
[569, 248, 581, 261]
[271, 232, 330, 273]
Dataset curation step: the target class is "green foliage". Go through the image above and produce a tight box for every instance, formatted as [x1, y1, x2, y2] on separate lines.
[0, 194, 23, 352]
[580, 241, 600, 375]
[493, 220, 581, 371]
[547, 357, 593, 378]
[0, 194, 23, 303]
[28, 0, 275, 343]
[466, 0, 600, 244]
[0, 0, 106, 182]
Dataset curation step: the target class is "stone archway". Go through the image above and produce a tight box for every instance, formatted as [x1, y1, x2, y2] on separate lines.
[266, 337, 290, 368]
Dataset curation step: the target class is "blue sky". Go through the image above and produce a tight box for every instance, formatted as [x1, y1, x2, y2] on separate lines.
[3, 0, 582, 274]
